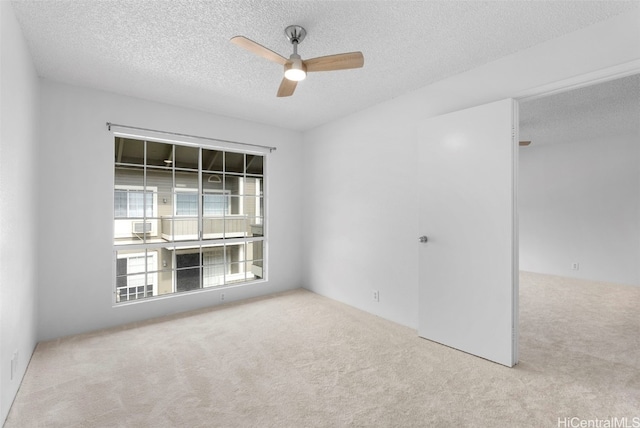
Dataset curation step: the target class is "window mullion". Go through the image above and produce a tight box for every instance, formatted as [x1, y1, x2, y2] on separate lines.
[198, 147, 203, 289]
[198, 147, 203, 241]
[143, 141, 148, 288]
[172, 145, 176, 241]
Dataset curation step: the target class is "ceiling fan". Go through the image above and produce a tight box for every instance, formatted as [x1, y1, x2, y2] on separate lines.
[231, 25, 364, 97]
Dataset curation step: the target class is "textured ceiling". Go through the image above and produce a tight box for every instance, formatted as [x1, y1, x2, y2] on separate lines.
[520, 74, 640, 147]
[10, 0, 638, 131]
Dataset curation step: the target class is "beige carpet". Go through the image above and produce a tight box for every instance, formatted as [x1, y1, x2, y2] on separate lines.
[5, 272, 640, 427]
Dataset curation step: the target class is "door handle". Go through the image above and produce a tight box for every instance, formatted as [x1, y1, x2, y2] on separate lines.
[418, 236, 428, 243]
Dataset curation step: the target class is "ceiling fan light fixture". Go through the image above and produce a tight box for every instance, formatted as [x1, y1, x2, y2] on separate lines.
[284, 58, 307, 81]
[231, 25, 364, 97]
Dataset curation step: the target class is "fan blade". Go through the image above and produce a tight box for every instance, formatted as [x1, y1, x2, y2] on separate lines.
[519, 141, 532, 146]
[305, 52, 364, 72]
[230, 36, 288, 65]
[277, 77, 297, 97]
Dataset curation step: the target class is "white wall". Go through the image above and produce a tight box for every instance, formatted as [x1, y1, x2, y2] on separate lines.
[302, 11, 640, 329]
[37, 81, 303, 341]
[519, 134, 639, 286]
[0, 2, 40, 423]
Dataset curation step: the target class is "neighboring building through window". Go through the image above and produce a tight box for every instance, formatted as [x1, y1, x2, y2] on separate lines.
[113, 137, 265, 303]
[116, 252, 157, 301]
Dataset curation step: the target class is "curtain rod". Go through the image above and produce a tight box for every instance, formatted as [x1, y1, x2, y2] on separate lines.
[106, 122, 277, 153]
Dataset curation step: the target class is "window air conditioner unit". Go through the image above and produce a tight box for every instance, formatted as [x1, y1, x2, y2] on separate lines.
[132, 221, 152, 234]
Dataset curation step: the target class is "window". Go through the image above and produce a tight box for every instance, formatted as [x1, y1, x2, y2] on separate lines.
[174, 190, 230, 216]
[175, 191, 198, 216]
[114, 187, 155, 218]
[113, 137, 266, 303]
[203, 191, 230, 216]
[116, 252, 157, 301]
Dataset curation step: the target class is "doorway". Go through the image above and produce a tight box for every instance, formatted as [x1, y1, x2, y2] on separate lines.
[517, 74, 640, 367]
[518, 74, 640, 286]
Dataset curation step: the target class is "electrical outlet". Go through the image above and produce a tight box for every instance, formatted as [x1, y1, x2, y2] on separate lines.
[220, 293, 225, 302]
[572, 262, 580, 271]
[372, 290, 379, 302]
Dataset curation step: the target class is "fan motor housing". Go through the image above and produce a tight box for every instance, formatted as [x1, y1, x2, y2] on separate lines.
[285, 25, 306, 44]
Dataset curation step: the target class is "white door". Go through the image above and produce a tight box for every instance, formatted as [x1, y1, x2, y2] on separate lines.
[417, 99, 518, 367]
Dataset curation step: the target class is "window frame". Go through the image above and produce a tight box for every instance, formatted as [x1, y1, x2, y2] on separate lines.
[113, 135, 267, 306]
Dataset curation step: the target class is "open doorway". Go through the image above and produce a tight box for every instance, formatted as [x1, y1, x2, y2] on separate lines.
[519, 74, 640, 285]
[517, 74, 639, 370]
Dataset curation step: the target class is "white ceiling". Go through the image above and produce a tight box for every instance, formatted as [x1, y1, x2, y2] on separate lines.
[520, 74, 640, 147]
[10, 1, 638, 131]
